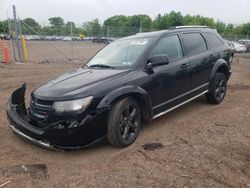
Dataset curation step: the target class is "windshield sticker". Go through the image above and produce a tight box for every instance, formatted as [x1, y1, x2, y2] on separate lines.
[131, 40, 148, 45]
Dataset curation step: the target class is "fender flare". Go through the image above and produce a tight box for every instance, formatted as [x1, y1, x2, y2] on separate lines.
[97, 85, 153, 121]
[209, 59, 230, 83]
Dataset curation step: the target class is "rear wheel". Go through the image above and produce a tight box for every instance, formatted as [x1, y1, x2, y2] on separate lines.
[107, 97, 141, 147]
[206, 73, 227, 104]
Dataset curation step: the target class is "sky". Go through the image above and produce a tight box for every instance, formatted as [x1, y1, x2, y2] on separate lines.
[0, 0, 250, 26]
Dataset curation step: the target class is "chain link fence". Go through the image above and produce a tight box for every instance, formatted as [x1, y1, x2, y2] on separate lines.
[7, 23, 157, 64]
[5, 21, 250, 64]
[222, 34, 249, 42]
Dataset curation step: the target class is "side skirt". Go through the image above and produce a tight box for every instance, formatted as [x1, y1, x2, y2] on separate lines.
[153, 90, 208, 119]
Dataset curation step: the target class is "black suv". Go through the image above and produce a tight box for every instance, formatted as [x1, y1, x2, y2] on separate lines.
[6, 26, 232, 150]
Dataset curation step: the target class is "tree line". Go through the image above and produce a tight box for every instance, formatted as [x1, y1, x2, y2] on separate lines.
[0, 11, 249, 38]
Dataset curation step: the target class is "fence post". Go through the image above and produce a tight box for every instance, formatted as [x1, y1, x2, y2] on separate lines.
[139, 20, 142, 33]
[107, 26, 110, 38]
[21, 35, 27, 63]
[70, 22, 73, 60]
[13, 5, 23, 63]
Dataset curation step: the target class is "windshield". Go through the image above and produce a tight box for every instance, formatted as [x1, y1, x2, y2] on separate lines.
[85, 37, 152, 69]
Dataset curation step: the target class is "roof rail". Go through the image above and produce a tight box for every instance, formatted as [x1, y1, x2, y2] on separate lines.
[169, 25, 209, 30]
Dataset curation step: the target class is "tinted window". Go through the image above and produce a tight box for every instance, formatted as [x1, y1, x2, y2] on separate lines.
[182, 33, 207, 56]
[151, 35, 183, 62]
[203, 32, 224, 49]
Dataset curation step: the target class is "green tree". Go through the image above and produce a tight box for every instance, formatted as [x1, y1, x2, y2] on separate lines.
[65, 21, 76, 35]
[185, 15, 215, 28]
[183, 14, 193, 25]
[241, 22, 250, 35]
[42, 26, 54, 35]
[152, 11, 184, 29]
[167, 11, 183, 27]
[215, 21, 226, 34]
[152, 14, 162, 29]
[48, 17, 65, 35]
[0, 20, 8, 34]
[21, 18, 41, 34]
[223, 24, 234, 35]
[82, 19, 101, 36]
[49, 17, 64, 27]
[2, 11, 249, 38]
[103, 15, 128, 37]
[127, 15, 152, 31]
[104, 15, 127, 27]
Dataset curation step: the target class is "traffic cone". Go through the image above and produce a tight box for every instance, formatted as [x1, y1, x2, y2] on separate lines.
[4, 47, 10, 64]
[1, 40, 10, 64]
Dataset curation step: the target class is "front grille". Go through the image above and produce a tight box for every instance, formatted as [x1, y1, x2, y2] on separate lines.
[29, 96, 53, 121]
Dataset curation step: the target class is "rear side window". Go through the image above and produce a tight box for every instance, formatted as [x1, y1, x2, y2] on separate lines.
[203, 32, 224, 49]
[151, 35, 183, 62]
[182, 33, 207, 56]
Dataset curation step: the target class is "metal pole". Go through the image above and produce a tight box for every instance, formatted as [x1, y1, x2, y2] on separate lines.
[107, 26, 110, 38]
[139, 20, 142, 33]
[18, 17, 24, 62]
[247, 30, 249, 40]
[12, 5, 22, 62]
[7, 11, 16, 62]
[70, 22, 73, 60]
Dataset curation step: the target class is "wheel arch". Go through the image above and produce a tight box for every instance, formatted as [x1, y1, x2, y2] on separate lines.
[97, 85, 153, 123]
[209, 59, 230, 82]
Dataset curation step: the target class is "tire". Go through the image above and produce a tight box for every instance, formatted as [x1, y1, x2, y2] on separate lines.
[107, 97, 141, 147]
[206, 73, 227, 104]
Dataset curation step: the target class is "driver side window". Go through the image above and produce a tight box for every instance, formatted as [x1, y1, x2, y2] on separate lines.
[151, 35, 183, 62]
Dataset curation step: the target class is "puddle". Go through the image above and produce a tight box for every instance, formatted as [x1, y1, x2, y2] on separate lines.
[141, 142, 164, 151]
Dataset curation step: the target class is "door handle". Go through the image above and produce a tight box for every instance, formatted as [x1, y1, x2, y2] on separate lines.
[209, 54, 215, 59]
[180, 63, 188, 68]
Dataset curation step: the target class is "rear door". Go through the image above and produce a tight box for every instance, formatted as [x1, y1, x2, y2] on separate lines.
[202, 32, 230, 64]
[181, 32, 212, 90]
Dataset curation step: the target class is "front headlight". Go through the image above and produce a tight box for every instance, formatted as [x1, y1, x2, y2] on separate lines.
[53, 96, 93, 115]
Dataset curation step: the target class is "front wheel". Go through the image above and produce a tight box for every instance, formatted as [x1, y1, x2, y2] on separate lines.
[206, 73, 227, 104]
[107, 97, 141, 147]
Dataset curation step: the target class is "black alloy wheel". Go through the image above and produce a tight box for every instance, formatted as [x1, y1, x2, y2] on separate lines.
[107, 97, 141, 147]
[206, 73, 227, 104]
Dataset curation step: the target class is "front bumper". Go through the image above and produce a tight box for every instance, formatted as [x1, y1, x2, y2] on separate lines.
[6, 84, 108, 150]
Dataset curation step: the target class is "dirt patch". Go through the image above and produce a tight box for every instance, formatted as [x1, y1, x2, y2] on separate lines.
[0, 48, 250, 187]
[141, 143, 164, 151]
[228, 84, 250, 91]
[6, 164, 47, 177]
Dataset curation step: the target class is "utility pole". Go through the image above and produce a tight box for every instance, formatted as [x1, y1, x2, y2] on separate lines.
[12, 5, 23, 62]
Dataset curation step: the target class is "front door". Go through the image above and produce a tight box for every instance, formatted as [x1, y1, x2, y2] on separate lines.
[146, 34, 191, 115]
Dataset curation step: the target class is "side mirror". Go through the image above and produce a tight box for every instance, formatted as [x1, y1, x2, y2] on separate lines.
[147, 54, 169, 68]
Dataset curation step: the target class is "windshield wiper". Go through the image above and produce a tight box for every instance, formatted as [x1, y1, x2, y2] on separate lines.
[87, 64, 115, 69]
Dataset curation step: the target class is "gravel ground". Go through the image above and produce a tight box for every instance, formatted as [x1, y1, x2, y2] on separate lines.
[0, 49, 250, 187]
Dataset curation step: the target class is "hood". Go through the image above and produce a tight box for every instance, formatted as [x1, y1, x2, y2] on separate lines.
[33, 68, 130, 100]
